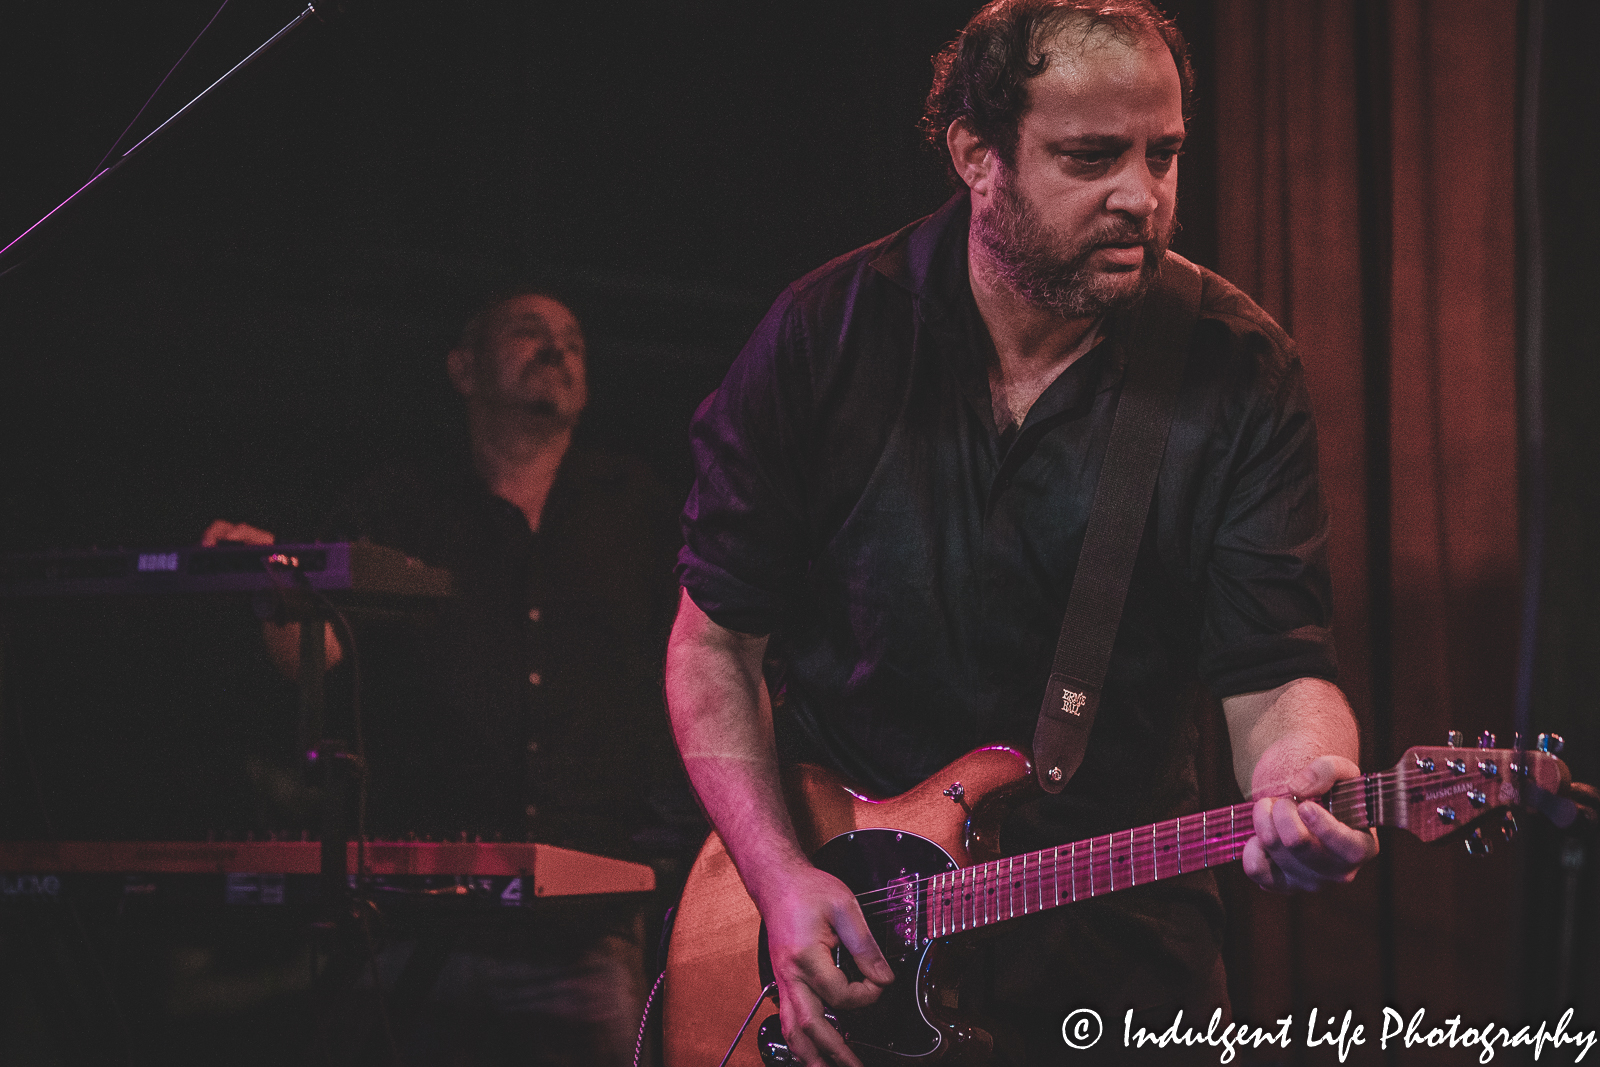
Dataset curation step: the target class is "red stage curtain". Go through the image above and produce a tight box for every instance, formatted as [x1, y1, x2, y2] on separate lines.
[1212, 0, 1519, 1039]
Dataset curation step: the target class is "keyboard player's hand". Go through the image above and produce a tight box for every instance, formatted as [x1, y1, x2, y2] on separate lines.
[201, 521, 275, 547]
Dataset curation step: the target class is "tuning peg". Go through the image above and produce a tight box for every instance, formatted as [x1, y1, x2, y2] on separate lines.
[1536, 733, 1565, 755]
[1465, 828, 1493, 856]
[1478, 731, 1496, 748]
[1500, 812, 1518, 842]
[1446, 730, 1465, 747]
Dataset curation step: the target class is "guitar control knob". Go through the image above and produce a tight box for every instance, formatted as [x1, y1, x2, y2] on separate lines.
[1536, 733, 1565, 754]
[1478, 731, 1496, 748]
[1437, 806, 1457, 823]
[1446, 730, 1465, 747]
[1465, 829, 1492, 856]
[1500, 812, 1518, 842]
[1467, 789, 1487, 807]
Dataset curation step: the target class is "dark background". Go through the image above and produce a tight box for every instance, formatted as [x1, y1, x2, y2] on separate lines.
[0, 0, 1218, 548]
[2, 1, 1597, 1064]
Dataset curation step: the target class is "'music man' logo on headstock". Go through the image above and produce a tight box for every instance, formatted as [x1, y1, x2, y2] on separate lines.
[1061, 688, 1088, 717]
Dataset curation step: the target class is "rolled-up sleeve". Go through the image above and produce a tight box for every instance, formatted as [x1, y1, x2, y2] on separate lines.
[1198, 353, 1339, 697]
[676, 288, 815, 636]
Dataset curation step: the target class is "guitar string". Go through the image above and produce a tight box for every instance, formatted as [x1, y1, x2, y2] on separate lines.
[857, 826, 1261, 926]
[844, 763, 1506, 921]
[846, 771, 1374, 914]
[847, 759, 1499, 913]
[856, 761, 1504, 926]
[854, 760, 1495, 919]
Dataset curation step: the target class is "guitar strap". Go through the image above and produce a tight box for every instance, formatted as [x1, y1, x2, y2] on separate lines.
[1033, 253, 1204, 793]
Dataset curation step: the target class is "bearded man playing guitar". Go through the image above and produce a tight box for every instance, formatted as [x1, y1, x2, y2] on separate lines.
[665, 2, 1378, 1063]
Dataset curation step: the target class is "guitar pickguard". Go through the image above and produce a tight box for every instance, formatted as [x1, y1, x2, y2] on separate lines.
[756, 829, 958, 1064]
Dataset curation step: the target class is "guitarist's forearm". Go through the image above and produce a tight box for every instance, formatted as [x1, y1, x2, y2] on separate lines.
[665, 588, 813, 899]
[1221, 677, 1361, 798]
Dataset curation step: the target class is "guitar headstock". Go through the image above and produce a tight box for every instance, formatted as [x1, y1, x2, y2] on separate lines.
[1385, 739, 1570, 844]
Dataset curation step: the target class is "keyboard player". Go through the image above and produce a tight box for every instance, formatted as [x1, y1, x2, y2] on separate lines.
[205, 289, 696, 1067]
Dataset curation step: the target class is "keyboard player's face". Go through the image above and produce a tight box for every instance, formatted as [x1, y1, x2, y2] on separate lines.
[456, 294, 588, 430]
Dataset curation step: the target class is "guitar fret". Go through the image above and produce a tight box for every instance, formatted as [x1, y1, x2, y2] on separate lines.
[981, 862, 991, 928]
[912, 786, 1394, 946]
[984, 861, 993, 927]
[934, 870, 947, 940]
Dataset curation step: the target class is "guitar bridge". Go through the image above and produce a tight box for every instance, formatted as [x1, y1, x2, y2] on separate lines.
[888, 873, 919, 952]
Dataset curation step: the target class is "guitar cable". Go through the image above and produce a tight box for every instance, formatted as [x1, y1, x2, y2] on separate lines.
[718, 981, 779, 1067]
[631, 968, 666, 1067]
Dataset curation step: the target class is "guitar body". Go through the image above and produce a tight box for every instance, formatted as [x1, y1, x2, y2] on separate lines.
[662, 745, 1035, 1067]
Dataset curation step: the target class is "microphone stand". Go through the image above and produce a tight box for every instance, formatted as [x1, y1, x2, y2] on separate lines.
[0, 2, 326, 276]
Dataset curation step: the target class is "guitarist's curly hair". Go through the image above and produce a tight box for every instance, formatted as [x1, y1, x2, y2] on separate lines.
[921, 0, 1194, 174]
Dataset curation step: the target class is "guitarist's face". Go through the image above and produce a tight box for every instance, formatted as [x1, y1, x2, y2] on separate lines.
[967, 21, 1184, 317]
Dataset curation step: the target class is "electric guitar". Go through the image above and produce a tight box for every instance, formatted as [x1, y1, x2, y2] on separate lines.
[662, 738, 1573, 1067]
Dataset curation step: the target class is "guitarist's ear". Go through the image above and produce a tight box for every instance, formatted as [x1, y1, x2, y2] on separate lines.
[947, 118, 997, 198]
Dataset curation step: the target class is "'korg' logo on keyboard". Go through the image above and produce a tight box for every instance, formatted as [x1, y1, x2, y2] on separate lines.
[137, 552, 180, 572]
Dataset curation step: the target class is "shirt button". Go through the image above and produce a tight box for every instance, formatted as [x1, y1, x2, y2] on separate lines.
[527, 607, 542, 623]
[526, 740, 540, 754]
[524, 804, 539, 819]
[528, 671, 543, 686]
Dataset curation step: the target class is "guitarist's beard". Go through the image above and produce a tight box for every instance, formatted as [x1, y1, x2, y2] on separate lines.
[971, 167, 1175, 318]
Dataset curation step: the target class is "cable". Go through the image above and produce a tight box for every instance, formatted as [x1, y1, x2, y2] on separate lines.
[261, 555, 395, 1062]
[632, 968, 666, 1067]
[90, 0, 235, 176]
[718, 982, 777, 1067]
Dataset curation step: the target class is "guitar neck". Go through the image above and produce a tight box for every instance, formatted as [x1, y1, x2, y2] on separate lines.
[916, 741, 1568, 939]
[920, 796, 1269, 938]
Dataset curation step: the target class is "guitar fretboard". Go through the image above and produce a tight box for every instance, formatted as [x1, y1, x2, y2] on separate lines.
[912, 766, 1396, 939]
[921, 802, 1257, 937]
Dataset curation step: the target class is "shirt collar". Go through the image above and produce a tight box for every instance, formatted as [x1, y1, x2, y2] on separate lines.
[867, 192, 973, 317]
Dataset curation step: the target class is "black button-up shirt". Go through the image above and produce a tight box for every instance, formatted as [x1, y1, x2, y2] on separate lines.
[678, 194, 1336, 845]
[324, 448, 682, 857]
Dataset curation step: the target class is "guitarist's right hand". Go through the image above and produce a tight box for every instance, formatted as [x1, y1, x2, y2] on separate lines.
[752, 860, 895, 1067]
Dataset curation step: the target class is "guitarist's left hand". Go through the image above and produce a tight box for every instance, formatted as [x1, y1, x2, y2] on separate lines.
[1244, 755, 1379, 892]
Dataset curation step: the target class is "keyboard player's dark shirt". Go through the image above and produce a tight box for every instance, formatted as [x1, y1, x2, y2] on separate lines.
[320, 446, 685, 865]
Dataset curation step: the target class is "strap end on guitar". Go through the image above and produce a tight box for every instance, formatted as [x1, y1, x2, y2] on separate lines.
[1034, 674, 1099, 794]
